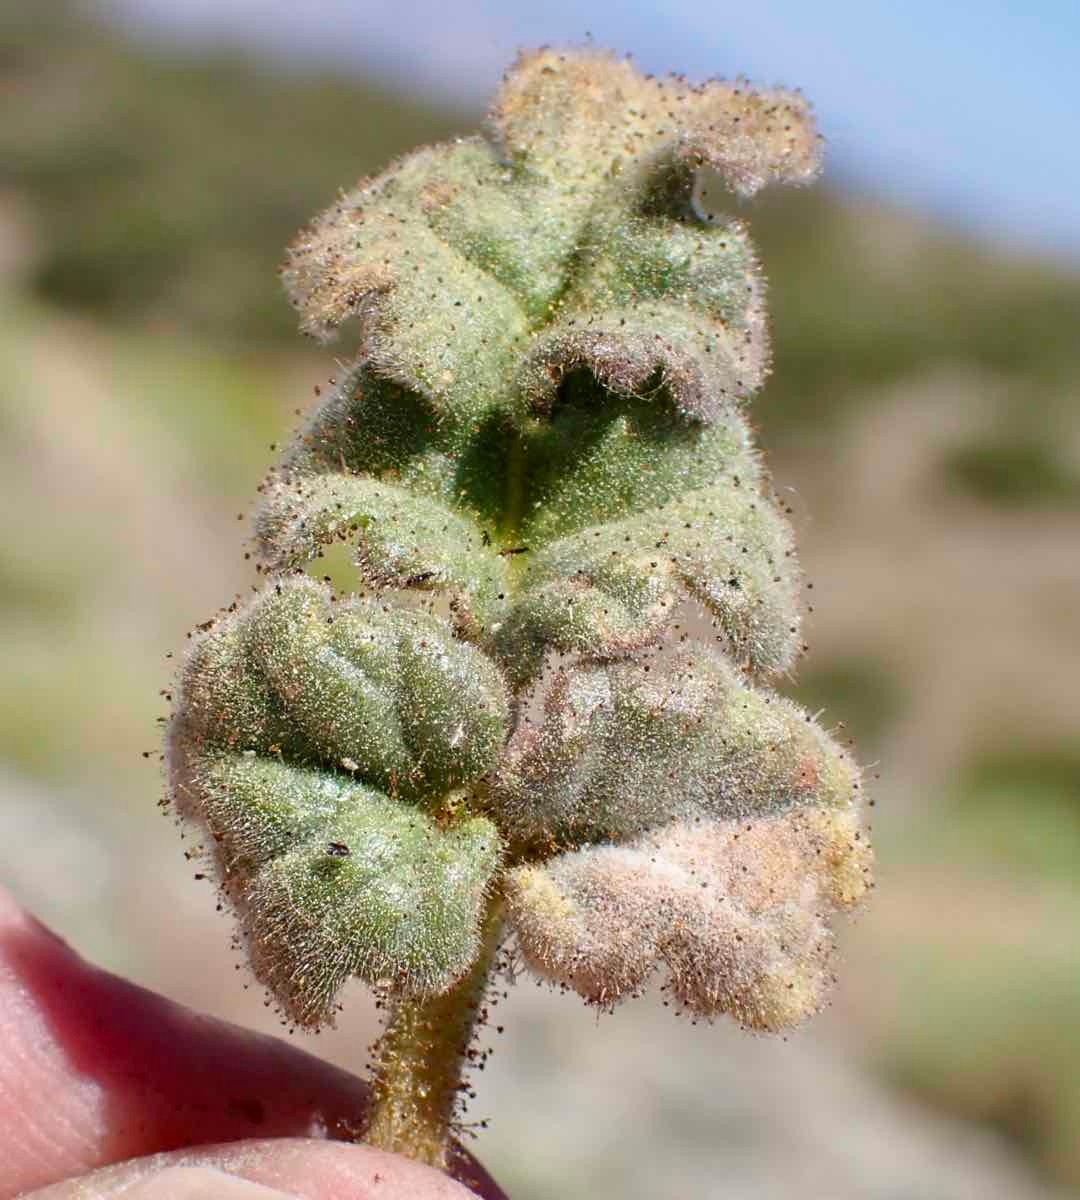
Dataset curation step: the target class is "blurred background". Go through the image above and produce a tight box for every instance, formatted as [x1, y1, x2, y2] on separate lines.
[2, 2, 1079, 1197]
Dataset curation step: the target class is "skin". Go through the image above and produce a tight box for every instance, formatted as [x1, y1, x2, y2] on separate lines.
[0, 887, 506, 1200]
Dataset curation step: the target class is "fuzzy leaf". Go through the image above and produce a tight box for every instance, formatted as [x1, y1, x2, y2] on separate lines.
[491, 48, 821, 199]
[490, 649, 858, 851]
[505, 806, 870, 1028]
[243, 799, 499, 1025]
[258, 365, 799, 686]
[167, 575, 508, 1021]
[264, 50, 817, 681]
[497, 648, 870, 1027]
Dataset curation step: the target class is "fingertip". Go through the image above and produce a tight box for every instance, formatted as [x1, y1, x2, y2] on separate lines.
[0, 884, 363, 1193]
[0, 887, 506, 1200]
[24, 1139, 485, 1200]
[77, 1164, 300, 1199]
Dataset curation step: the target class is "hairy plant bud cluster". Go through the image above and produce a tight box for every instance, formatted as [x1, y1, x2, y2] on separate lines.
[168, 48, 872, 1035]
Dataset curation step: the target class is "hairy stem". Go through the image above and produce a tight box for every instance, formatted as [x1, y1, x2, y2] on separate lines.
[365, 896, 504, 1169]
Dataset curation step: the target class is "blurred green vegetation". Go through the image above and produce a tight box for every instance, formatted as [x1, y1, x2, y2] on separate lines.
[754, 188, 1080, 436]
[791, 658, 904, 754]
[2, 3, 1080, 1193]
[941, 436, 1080, 508]
[884, 750, 1080, 1184]
[0, 297, 289, 783]
[1, 1, 466, 343]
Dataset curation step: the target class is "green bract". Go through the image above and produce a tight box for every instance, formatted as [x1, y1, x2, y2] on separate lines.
[169, 576, 506, 1022]
[167, 49, 871, 1050]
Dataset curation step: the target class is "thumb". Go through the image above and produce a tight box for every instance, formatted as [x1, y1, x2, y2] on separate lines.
[22, 1138, 482, 1199]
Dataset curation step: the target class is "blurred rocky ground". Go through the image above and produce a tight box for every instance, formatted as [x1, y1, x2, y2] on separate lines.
[2, 5, 1079, 1197]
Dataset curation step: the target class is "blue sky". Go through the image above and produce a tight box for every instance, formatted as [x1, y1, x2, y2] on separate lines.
[97, 0, 1080, 260]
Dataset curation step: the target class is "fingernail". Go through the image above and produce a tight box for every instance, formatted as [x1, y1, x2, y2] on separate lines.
[117, 1166, 301, 1199]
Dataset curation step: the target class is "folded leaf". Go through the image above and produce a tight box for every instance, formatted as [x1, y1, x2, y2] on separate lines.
[167, 576, 509, 1020]
[505, 806, 870, 1029]
[264, 49, 817, 682]
[258, 365, 799, 685]
[491, 649, 858, 851]
[243, 801, 499, 1025]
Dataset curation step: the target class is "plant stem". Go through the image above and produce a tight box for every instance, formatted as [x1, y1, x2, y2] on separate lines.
[502, 433, 527, 540]
[365, 896, 504, 1170]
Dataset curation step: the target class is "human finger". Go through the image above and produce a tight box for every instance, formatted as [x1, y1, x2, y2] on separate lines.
[0, 887, 504, 1198]
[21, 1138, 483, 1199]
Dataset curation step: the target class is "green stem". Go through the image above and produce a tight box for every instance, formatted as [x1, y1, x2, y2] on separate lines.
[502, 434, 527, 540]
[365, 897, 504, 1170]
